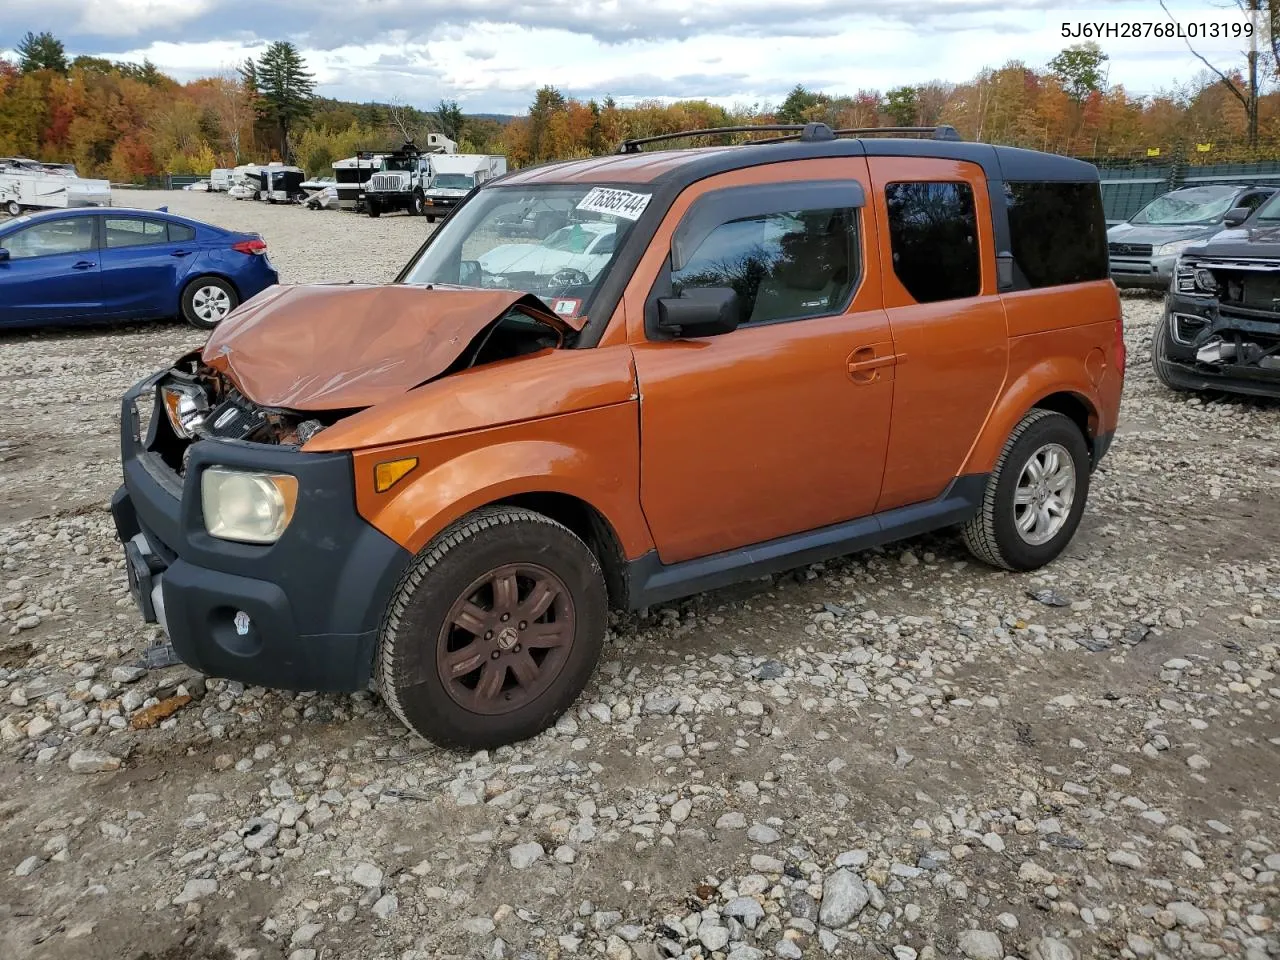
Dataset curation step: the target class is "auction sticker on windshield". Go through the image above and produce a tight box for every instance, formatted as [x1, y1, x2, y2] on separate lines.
[576, 187, 651, 221]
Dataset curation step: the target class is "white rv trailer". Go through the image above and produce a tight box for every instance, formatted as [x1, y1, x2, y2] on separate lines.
[209, 168, 232, 192]
[332, 154, 388, 211]
[0, 157, 111, 217]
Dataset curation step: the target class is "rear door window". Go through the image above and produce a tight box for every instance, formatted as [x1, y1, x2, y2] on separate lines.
[105, 218, 168, 248]
[1004, 182, 1108, 288]
[884, 181, 981, 303]
[672, 207, 859, 324]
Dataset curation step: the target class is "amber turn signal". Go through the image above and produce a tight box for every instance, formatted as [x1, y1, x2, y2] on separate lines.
[374, 457, 418, 492]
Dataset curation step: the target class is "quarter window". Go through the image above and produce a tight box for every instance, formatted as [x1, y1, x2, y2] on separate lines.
[2, 218, 95, 259]
[1004, 182, 1108, 288]
[885, 181, 981, 303]
[169, 222, 196, 243]
[671, 207, 858, 324]
[105, 218, 168, 248]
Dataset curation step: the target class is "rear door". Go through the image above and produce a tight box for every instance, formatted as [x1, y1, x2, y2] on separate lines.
[0, 215, 101, 325]
[99, 216, 198, 319]
[866, 157, 1009, 512]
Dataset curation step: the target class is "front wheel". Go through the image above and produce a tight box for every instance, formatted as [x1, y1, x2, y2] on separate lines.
[377, 506, 608, 749]
[5, 200, 20, 217]
[181, 276, 238, 329]
[412, 191, 426, 216]
[961, 409, 1091, 571]
[1151, 312, 1192, 392]
[367, 200, 380, 218]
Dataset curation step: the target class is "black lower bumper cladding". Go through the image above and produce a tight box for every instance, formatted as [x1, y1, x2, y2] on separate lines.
[113, 374, 412, 692]
[1162, 294, 1280, 397]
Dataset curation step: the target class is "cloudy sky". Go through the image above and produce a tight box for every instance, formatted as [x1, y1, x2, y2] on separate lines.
[0, 0, 1264, 113]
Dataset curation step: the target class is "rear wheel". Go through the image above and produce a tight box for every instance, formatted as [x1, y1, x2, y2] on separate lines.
[181, 276, 238, 329]
[4, 200, 19, 217]
[426, 215, 437, 224]
[377, 506, 608, 749]
[961, 409, 1091, 571]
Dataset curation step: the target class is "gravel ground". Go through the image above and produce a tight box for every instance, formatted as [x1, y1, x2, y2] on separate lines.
[2, 190, 1280, 960]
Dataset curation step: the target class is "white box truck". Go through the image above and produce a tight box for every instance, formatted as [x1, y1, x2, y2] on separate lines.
[420, 154, 508, 222]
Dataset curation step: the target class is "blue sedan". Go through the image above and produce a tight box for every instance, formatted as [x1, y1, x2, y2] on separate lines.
[0, 207, 279, 329]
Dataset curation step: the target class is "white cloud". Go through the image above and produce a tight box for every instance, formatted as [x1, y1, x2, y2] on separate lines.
[2, 0, 1259, 111]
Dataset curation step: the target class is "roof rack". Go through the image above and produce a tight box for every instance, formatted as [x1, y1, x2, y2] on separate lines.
[616, 122, 962, 154]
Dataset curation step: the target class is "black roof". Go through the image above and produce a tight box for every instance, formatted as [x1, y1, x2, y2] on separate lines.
[640, 137, 1099, 189]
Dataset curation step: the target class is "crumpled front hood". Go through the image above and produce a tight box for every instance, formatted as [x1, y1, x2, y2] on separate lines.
[201, 284, 576, 411]
[1108, 222, 1221, 245]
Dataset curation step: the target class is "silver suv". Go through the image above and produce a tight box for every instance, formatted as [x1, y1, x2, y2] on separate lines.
[1108, 183, 1275, 290]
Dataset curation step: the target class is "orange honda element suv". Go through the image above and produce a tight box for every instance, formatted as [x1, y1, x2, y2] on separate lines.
[113, 123, 1123, 748]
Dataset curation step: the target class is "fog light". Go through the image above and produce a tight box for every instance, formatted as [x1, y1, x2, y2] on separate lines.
[234, 611, 251, 636]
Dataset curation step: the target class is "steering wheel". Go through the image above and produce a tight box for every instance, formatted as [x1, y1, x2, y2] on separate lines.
[549, 267, 590, 290]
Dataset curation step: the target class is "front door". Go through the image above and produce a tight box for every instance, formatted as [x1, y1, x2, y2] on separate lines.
[0, 216, 101, 325]
[628, 158, 897, 565]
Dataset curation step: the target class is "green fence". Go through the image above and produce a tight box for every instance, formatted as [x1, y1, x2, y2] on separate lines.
[1096, 159, 1280, 224]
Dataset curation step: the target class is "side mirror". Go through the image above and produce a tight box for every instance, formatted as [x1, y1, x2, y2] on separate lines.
[458, 259, 483, 287]
[657, 286, 741, 338]
[0, 247, 9, 262]
[1223, 206, 1251, 227]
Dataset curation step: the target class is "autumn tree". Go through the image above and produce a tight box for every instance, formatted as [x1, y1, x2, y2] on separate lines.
[209, 73, 252, 163]
[17, 31, 67, 74]
[1160, 0, 1264, 148]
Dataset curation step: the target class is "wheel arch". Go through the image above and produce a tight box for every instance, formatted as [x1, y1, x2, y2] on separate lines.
[960, 360, 1104, 478]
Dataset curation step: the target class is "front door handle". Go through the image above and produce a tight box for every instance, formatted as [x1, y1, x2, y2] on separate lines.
[847, 345, 905, 382]
[71, 261, 95, 270]
[170, 250, 190, 257]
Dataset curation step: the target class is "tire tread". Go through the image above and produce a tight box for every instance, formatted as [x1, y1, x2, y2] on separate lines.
[961, 408, 1064, 571]
[376, 506, 599, 747]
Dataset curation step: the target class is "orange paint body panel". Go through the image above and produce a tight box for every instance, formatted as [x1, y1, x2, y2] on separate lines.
[350, 401, 650, 559]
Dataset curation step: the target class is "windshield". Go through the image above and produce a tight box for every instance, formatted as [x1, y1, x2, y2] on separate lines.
[384, 158, 416, 172]
[1132, 186, 1240, 225]
[433, 173, 474, 190]
[401, 184, 651, 318]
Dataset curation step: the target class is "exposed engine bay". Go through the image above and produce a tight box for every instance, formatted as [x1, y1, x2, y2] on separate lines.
[1171, 256, 1280, 377]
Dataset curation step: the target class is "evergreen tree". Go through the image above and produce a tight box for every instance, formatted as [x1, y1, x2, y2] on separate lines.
[247, 42, 315, 160]
[434, 98, 464, 142]
[16, 31, 67, 74]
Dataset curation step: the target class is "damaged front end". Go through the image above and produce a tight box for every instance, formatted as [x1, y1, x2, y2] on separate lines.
[150, 355, 336, 477]
[1164, 255, 1280, 396]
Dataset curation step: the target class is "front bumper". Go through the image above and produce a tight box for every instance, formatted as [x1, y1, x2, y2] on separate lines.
[1109, 254, 1178, 290]
[112, 373, 412, 692]
[1158, 295, 1280, 398]
[423, 196, 460, 210]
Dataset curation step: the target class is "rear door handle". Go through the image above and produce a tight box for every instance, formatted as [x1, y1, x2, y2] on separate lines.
[847, 345, 905, 382]
[71, 261, 95, 270]
[170, 250, 190, 258]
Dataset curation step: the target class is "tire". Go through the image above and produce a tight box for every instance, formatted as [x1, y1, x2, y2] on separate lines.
[1151, 312, 1192, 392]
[377, 506, 608, 749]
[5, 200, 19, 217]
[961, 409, 1091, 572]
[412, 191, 425, 216]
[367, 200, 380, 218]
[181, 276, 238, 329]
[426, 215, 437, 224]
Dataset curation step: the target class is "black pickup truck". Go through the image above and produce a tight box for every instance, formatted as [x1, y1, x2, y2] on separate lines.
[1154, 194, 1280, 398]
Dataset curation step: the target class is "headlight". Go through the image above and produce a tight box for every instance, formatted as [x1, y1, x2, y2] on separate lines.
[201, 467, 298, 544]
[161, 384, 209, 439]
[1156, 239, 1199, 257]
[1194, 267, 1218, 293]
